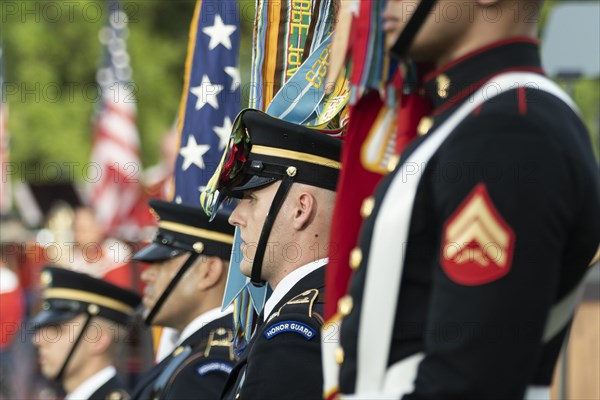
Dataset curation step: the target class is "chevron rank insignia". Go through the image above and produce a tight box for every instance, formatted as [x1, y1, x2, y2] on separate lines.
[441, 183, 515, 285]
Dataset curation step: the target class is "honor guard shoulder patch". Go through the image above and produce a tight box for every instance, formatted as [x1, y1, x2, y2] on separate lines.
[441, 183, 515, 285]
[196, 361, 233, 376]
[263, 320, 317, 340]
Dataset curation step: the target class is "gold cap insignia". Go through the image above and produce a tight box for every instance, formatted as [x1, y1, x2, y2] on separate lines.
[193, 242, 204, 253]
[88, 304, 100, 315]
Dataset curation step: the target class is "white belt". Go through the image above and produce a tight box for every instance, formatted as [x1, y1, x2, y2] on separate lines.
[340, 353, 424, 399]
[341, 354, 550, 400]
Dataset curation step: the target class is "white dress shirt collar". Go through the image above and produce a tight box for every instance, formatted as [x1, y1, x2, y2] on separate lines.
[176, 305, 233, 346]
[65, 366, 116, 400]
[263, 258, 328, 319]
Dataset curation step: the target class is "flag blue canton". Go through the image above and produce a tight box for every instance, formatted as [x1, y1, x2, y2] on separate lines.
[174, 0, 241, 205]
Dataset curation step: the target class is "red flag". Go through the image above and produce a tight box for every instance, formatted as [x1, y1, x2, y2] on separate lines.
[0, 266, 24, 350]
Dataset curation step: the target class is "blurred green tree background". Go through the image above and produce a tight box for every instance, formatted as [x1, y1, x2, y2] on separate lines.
[1, 0, 598, 183]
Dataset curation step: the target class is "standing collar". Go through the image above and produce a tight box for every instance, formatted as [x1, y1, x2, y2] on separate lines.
[264, 258, 328, 319]
[66, 366, 116, 400]
[421, 37, 544, 115]
[176, 305, 233, 345]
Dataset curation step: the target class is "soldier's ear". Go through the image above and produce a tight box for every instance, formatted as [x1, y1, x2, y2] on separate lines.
[88, 321, 113, 355]
[292, 191, 316, 231]
[196, 256, 224, 290]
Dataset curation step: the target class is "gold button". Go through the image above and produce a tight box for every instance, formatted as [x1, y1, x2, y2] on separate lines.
[87, 304, 100, 315]
[349, 248, 362, 270]
[417, 117, 434, 136]
[338, 295, 353, 316]
[360, 197, 375, 218]
[40, 271, 52, 287]
[193, 241, 204, 253]
[173, 346, 184, 356]
[436, 74, 450, 98]
[335, 347, 345, 365]
[387, 155, 400, 172]
[286, 166, 297, 177]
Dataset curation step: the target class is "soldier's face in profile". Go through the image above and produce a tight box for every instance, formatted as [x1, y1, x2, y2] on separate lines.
[382, 0, 473, 65]
[33, 316, 88, 380]
[140, 253, 203, 329]
[228, 182, 281, 280]
[140, 254, 184, 320]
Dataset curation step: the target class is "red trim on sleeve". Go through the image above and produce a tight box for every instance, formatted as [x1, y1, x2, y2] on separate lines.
[518, 87, 527, 115]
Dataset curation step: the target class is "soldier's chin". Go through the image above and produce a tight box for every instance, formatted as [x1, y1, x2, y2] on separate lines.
[239, 261, 252, 278]
[40, 365, 57, 380]
[385, 31, 401, 51]
[142, 307, 151, 320]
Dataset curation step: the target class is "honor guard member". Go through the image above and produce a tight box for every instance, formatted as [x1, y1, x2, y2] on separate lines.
[336, 0, 600, 399]
[130, 200, 236, 400]
[32, 266, 141, 400]
[203, 110, 341, 399]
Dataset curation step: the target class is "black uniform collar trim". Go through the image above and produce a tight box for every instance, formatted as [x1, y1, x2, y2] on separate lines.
[422, 37, 544, 115]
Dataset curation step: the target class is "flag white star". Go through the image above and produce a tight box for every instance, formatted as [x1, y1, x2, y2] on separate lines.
[224, 66, 241, 91]
[179, 135, 210, 171]
[202, 15, 237, 50]
[213, 117, 233, 150]
[190, 75, 223, 110]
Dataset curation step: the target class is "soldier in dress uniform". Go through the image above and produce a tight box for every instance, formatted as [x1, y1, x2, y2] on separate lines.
[130, 200, 236, 400]
[31, 266, 141, 400]
[336, 0, 600, 399]
[203, 110, 341, 399]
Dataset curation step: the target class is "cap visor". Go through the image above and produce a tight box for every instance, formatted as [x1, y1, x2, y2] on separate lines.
[29, 310, 80, 330]
[132, 243, 184, 262]
[224, 176, 277, 198]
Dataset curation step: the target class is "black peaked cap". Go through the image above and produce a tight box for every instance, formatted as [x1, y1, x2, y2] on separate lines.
[226, 110, 342, 197]
[132, 199, 234, 263]
[31, 266, 141, 329]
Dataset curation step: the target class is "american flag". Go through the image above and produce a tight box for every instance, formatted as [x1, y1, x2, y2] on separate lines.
[152, 0, 241, 363]
[173, 0, 240, 204]
[90, 0, 142, 235]
[0, 42, 11, 215]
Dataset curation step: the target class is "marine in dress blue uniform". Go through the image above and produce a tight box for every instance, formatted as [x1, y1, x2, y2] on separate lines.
[31, 266, 141, 400]
[337, 1, 600, 399]
[130, 200, 236, 400]
[204, 110, 341, 400]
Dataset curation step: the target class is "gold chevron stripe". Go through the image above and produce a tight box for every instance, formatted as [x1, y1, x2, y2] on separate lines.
[445, 190, 511, 267]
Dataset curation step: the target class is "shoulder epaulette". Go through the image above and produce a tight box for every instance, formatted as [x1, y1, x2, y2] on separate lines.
[203, 327, 235, 361]
[276, 288, 321, 318]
